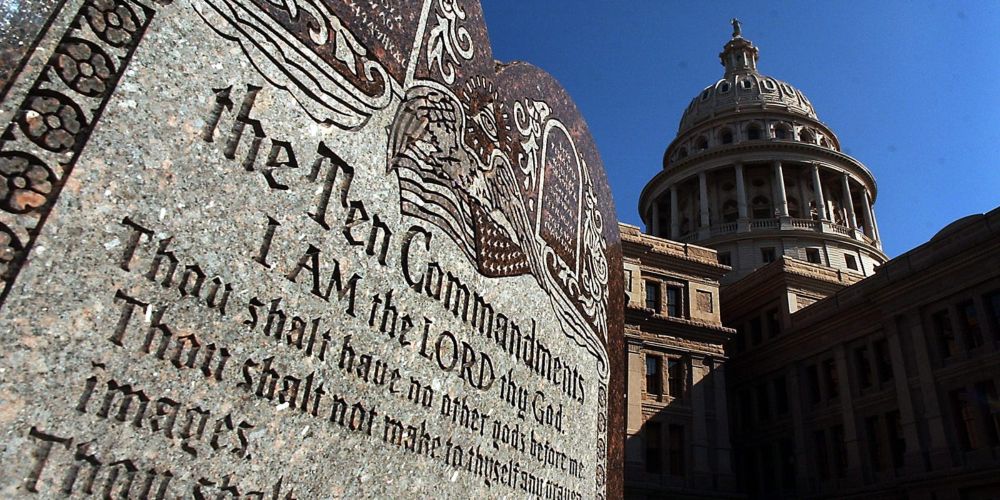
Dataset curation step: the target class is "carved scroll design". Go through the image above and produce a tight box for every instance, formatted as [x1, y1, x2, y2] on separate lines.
[512, 99, 548, 207]
[425, 0, 474, 85]
[0, 0, 159, 307]
[193, 0, 396, 130]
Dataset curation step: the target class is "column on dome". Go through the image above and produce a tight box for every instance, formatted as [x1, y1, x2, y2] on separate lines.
[773, 161, 789, 217]
[860, 188, 875, 240]
[735, 162, 748, 219]
[811, 163, 827, 220]
[871, 198, 882, 243]
[651, 198, 661, 236]
[699, 171, 710, 228]
[670, 184, 680, 240]
[841, 174, 858, 229]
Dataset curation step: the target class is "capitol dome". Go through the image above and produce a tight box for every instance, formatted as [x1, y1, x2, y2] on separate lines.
[639, 21, 887, 283]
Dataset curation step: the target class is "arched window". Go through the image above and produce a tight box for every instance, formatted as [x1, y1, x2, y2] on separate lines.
[774, 125, 791, 140]
[741, 79, 753, 90]
[722, 200, 738, 223]
[721, 128, 734, 145]
[799, 129, 815, 143]
[696, 136, 709, 151]
[747, 124, 762, 141]
[752, 196, 772, 219]
[719, 82, 731, 93]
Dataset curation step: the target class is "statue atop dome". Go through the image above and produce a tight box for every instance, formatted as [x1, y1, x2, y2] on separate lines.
[731, 18, 742, 38]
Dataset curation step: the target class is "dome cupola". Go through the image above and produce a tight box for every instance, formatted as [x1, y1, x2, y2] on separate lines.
[677, 21, 817, 136]
[720, 19, 758, 76]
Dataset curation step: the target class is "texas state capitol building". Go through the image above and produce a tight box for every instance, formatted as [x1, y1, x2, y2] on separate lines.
[638, 22, 886, 283]
[622, 21, 1000, 500]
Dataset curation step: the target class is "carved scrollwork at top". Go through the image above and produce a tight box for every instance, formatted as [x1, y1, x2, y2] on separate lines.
[513, 99, 550, 202]
[427, 0, 474, 85]
[194, 0, 395, 129]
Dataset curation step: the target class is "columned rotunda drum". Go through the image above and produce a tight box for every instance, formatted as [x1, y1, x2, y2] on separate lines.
[639, 24, 887, 283]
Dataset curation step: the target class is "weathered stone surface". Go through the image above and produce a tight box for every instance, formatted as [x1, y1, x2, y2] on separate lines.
[0, 0, 623, 498]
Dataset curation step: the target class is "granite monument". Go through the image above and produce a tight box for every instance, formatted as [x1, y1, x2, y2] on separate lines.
[0, 0, 624, 497]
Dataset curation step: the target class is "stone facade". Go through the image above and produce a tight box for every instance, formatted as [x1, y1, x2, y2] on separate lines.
[725, 209, 1000, 498]
[620, 223, 739, 498]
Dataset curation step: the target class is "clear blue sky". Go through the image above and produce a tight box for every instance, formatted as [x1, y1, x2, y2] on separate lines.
[481, 2, 1000, 258]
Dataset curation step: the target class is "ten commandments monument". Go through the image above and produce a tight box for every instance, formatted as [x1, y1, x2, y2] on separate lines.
[0, 0, 624, 497]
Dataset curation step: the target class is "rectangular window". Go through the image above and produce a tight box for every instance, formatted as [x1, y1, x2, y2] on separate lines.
[886, 410, 905, 468]
[806, 365, 821, 404]
[668, 424, 685, 476]
[855, 345, 873, 390]
[932, 310, 957, 359]
[866, 415, 885, 472]
[780, 439, 796, 489]
[760, 444, 776, 493]
[761, 247, 776, 264]
[975, 380, 1000, 446]
[766, 308, 781, 338]
[645, 355, 662, 396]
[959, 301, 984, 349]
[874, 338, 893, 384]
[718, 251, 732, 267]
[806, 248, 821, 264]
[645, 421, 662, 473]
[823, 358, 839, 399]
[666, 285, 682, 317]
[845, 254, 859, 270]
[735, 325, 746, 353]
[668, 358, 685, 398]
[950, 388, 978, 450]
[986, 290, 1000, 336]
[756, 384, 770, 422]
[750, 317, 763, 346]
[645, 280, 660, 311]
[625, 270, 633, 293]
[814, 430, 830, 480]
[740, 391, 753, 429]
[831, 425, 847, 478]
[744, 450, 759, 494]
[774, 376, 789, 415]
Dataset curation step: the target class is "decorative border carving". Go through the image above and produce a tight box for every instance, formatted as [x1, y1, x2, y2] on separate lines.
[0, 0, 161, 305]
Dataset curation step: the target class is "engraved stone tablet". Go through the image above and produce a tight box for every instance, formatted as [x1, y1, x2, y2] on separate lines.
[0, 0, 624, 497]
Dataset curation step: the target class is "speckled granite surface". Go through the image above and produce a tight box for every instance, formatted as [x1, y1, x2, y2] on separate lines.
[0, 0, 623, 497]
